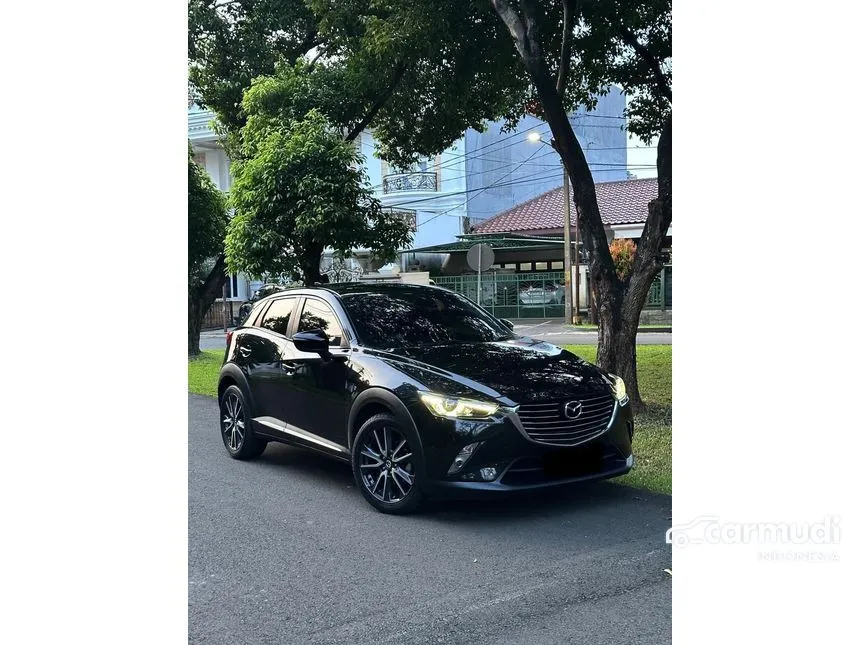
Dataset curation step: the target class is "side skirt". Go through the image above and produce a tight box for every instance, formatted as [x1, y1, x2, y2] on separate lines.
[252, 416, 351, 463]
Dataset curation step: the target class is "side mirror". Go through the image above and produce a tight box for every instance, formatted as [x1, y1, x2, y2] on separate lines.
[499, 318, 515, 331]
[293, 329, 330, 356]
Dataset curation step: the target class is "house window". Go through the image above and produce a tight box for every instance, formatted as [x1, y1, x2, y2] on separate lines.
[551, 261, 564, 270]
[519, 262, 532, 271]
[193, 153, 206, 168]
[503, 263, 517, 269]
[534, 262, 548, 271]
[224, 274, 240, 299]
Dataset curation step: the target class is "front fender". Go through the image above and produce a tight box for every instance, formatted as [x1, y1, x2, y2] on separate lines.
[348, 387, 423, 457]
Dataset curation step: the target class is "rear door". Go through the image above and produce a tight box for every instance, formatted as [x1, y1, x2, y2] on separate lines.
[234, 296, 299, 428]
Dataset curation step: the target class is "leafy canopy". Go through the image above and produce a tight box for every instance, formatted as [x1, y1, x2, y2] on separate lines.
[226, 109, 411, 281]
[188, 143, 227, 283]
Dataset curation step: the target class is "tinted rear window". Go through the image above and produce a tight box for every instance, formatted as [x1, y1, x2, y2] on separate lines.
[258, 298, 297, 336]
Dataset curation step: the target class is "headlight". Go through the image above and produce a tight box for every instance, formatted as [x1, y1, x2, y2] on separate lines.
[418, 393, 500, 419]
[609, 373, 629, 405]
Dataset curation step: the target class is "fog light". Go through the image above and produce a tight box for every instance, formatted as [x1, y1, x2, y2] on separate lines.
[448, 442, 480, 474]
[479, 467, 498, 481]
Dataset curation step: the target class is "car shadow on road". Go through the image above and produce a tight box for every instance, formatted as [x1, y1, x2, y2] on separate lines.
[256, 441, 670, 525]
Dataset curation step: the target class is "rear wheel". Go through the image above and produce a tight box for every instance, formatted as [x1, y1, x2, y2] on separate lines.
[352, 413, 424, 514]
[219, 385, 267, 460]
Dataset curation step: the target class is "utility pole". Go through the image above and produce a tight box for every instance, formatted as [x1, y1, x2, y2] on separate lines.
[562, 168, 573, 325]
[573, 202, 581, 325]
[528, 130, 580, 325]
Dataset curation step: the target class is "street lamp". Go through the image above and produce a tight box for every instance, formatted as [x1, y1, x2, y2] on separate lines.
[527, 131, 580, 325]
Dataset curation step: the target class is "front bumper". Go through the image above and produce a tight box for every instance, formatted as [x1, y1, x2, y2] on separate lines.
[413, 398, 635, 499]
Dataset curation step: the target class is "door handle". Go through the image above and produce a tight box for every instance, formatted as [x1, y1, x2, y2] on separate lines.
[238, 347, 251, 357]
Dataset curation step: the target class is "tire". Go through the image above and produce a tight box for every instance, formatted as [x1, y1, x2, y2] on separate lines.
[352, 413, 425, 515]
[219, 385, 267, 460]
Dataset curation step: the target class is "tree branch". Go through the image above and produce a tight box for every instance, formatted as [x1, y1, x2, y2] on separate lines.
[618, 26, 672, 103]
[306, 46, 325, 71]
[345, 61, 407, 142]
[626, 112, 671, 317]
[492, 0, 617, 287]
[556, 0, 577, 96]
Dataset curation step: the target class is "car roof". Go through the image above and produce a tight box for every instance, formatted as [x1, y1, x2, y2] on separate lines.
[322, 282, 447, 297]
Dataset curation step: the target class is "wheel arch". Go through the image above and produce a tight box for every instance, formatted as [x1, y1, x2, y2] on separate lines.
[218, 362, 254, 409]
[348, 388, 422, 455]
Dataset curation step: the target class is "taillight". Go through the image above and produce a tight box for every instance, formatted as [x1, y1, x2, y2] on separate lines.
[226, 331, 233, 346]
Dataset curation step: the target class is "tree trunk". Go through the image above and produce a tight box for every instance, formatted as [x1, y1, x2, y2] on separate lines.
[491, 0, 672, 412]
[188, 254, 227, 356]
[300, 243, 324, 284]
[596, 282, 642, 411]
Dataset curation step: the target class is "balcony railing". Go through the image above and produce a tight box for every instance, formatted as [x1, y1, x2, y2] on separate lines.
[382, 171, 438, 194]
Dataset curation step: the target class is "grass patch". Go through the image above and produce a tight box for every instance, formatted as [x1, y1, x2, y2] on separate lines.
[564, 344, 672, 495]
[188, 349, 223, 398]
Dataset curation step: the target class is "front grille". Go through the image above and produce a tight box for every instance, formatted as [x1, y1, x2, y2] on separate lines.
[516, 394, 615, 446]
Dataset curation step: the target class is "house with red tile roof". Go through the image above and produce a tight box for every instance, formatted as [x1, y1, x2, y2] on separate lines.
[403, 177, 671, 319]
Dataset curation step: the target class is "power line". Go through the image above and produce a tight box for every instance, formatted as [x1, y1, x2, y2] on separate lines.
[384, 164, 654, 212]
[376, 154, 656, 198]
[418, 144, 548, 227]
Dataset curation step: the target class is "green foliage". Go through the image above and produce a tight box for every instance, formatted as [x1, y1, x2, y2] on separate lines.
[188, 0, 319, 132]
[609, 238, 637, 281]
[188, 142, 227, 283]
[226, 109, 411, 281]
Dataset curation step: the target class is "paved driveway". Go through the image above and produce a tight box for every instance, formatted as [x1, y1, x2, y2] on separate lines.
[189, 394, 672, 644]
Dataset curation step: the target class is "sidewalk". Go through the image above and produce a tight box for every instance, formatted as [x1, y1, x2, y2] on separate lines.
[508, 319, 671, 334]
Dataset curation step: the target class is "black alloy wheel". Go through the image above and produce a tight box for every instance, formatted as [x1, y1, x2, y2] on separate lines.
[353, 413, 424, 514]
[219, 385, 267, 460]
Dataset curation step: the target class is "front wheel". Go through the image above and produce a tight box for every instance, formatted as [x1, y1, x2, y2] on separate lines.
[352, 413, 425, 514]
[219, 385, 267, 460]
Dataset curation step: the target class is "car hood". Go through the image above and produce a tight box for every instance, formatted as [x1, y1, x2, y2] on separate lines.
[369, 337, 613, 404]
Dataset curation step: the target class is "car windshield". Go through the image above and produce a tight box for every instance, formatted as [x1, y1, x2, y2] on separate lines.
[340, 290, 514, 349]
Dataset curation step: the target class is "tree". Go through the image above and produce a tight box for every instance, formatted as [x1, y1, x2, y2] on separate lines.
[226, 108, 411, 283]
[188, 0, 319, 134]
[487, 0, 671, 411]
[188, 143, 228, 355]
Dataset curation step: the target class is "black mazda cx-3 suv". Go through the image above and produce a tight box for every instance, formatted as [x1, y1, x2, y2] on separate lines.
[217, 282, 634, 514]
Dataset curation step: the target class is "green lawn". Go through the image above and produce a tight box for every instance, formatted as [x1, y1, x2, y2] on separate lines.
[563, 344, 672, 495]
[189, 344, 671, 494]
[188, 350, 222, 398]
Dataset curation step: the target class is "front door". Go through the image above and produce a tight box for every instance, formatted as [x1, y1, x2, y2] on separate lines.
[279, 297, 352, 451]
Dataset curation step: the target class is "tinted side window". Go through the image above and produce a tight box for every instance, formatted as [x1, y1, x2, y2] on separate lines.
[297, 299, 343, 346]
[259, 298, 297, 336]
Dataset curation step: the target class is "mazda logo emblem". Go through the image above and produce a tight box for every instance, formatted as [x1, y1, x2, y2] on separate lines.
[563, 401, 583, 419]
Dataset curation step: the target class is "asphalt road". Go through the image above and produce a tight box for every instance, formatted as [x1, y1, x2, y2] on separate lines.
[189, 394, 672, 644]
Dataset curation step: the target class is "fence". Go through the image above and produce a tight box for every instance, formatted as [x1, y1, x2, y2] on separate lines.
[646, 266, 672, 309]
[436, 266, 672, 319]
[435, 271, 567, 319]
[202, 300, 236, 330]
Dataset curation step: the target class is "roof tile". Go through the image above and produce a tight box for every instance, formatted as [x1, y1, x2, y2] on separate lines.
[474, 177, 658, 233]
